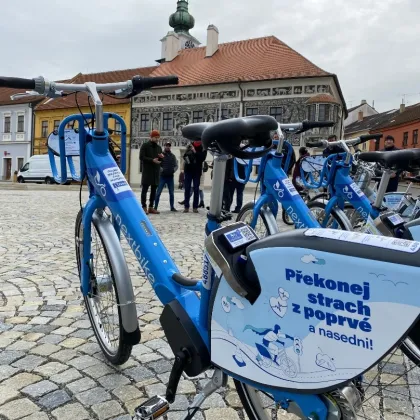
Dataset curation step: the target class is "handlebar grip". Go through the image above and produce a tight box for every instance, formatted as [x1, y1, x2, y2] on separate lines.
[132, 75, 179, 91]
[302, 121, 335, 130]
[359, 133, 383, 142]
[0, 76, 36, 90]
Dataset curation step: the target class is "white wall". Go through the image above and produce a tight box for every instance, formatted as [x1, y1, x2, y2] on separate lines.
[344, 103, 378, 126]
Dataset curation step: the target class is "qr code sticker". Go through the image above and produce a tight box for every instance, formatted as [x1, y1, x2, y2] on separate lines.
[239, 226, 256, 241]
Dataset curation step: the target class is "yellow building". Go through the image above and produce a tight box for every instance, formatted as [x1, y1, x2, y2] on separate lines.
[33, 67, 156, 181]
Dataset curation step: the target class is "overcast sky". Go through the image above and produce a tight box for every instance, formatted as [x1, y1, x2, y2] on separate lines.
[1, 0, 419, 112]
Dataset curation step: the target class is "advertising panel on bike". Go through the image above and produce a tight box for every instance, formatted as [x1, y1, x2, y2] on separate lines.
[47, 129, 80, 156]
[210, 229, 420, 391]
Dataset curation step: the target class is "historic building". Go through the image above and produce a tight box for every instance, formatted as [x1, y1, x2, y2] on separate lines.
[0, 88, 42, 180]
[129, 0, 347, 184]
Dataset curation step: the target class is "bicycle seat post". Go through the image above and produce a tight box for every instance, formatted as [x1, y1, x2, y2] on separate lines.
[374, 169, 393, 208]
[209, 153, 229, 218]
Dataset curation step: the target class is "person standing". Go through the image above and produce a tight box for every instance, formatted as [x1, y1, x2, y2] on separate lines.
[154, 142, 178, 212]
[292, 147, 310, 192]
[229, 159, 246, 213]
[183, 141, 207, 213]
[140, 130, 163, 215]
[379, 135, 401, 193]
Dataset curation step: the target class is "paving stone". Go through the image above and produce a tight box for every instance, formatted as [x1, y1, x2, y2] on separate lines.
[61, 337, 87, 348]
[50, 368, 83, 385]
[29, 316, 52, 325]
[31, 343, 61, 356]
[0, 398, 40, 419]
[50, 349, 78, 363]
[70, 329, 93, 339]
[67, 377, 96, 394]
[69, 355, 100, 370]
[147, 358, 173, 374]
[0, 385, 20, 405]
[53, 326, 77, 335]
[0, 350, 25, 365]
[30, 325, 57, 334]
[12, 355, 46, 371]
[83, 362, 115, 379]
[7, 340, 37, 351]
[112, 385, 143, 403]
[38, 334, 65, 344]
[76, 342, 101, 355]
[145, 382, 166, 397]
[51, 402, 90, 420]
[124, 366, 155, 382]
[2, 372, 42, 390]
[21, 379, 58, 397]
[204, 408, 240, 420]
[71, 320, 92, 329]
[21, 412, 49, 420]
[167, 412, 204, 420]
[33, 361, 67, 376]
[22, 332, 45, 342]
[91, 400, 124, 420]
[201, 392, 226, 409]
[38, 389, 72, 410]
[98, 374, 131, 390]
[75, 387, 111, 406]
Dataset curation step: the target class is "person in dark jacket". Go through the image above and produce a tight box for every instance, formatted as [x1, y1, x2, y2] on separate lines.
[292, 147, 310, 192]
[379, 135, 402, 193]
[140, 130, 163, 214]
[226, 158, 246, 213]
[183, 141, 207, 213]
[154, 142, 178, 212]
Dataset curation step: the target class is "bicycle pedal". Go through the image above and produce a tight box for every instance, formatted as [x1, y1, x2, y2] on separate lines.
[134, 395, 169, 420]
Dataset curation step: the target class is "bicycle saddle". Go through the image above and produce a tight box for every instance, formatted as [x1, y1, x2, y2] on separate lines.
[358, 149, 420, 171]
[182, 116, 278, 159]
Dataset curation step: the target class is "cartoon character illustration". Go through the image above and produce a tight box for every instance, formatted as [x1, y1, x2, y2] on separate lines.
[229, 329, 246, 368]
[269, 287, 290, 318]
[222, 296, 245, 313]
[244, 324, 297, 377]
[301, 254, 326, 265]
[316, 349, 336, 371]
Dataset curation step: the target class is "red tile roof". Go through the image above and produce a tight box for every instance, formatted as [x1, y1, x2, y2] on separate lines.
[151, 36, 330, 86]
[35, 66, 157, 111]
[306, 93, 340, 104]
[374, 103, 420, 130]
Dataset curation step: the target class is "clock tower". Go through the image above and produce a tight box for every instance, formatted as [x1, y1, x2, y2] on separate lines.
[159, 0, 201, 62]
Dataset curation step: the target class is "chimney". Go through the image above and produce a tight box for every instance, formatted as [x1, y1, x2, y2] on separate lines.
[206, 24, 219, 57]
[361, 99, 367, 105]
[400, 103, 406, 113]
[163, 31, 180, 62]
[358, 111, 363, 122]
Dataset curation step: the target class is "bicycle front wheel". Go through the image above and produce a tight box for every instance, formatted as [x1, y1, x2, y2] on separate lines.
[236, 202, 278, 237]
[75, 208, 133, 365]
[307, 200, 352, 230]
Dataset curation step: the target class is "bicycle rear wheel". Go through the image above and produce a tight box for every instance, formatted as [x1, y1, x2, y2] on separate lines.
[75, 208, 133, 365]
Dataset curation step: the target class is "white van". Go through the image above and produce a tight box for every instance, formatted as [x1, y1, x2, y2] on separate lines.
[17, 155, 80, 184]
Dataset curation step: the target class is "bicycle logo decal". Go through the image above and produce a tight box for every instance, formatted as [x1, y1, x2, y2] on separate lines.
[342, 185, 353, 200]
[273, 180, 285, 198]
[94, 171, 107, 197]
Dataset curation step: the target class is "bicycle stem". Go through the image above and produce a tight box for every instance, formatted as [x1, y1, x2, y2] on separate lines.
[86, 82, 104, 134]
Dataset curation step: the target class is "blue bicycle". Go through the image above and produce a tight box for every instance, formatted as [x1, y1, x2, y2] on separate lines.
[235, 122, 354, 235]
[4, 74, 420, 420]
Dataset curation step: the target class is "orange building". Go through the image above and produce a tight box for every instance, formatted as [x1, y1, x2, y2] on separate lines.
[370, 103, 420, 150]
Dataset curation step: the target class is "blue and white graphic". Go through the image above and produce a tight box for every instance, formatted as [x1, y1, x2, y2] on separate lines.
[210, 244, 420, 390]
[222, 296, 245, 313]
[301, 254, 326, 265]
[270, 287, 289, 318]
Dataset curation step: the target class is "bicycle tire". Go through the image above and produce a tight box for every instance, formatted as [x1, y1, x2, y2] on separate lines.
[75, 209, 132, 365]
[236, 202, 278, 237]
[281, 208, 294, 225]
[307, 200, 353, 230]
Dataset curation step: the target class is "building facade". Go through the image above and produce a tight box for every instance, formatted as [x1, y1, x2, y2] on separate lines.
[344, 100, 378, 127]
[0, 89, 41, 180]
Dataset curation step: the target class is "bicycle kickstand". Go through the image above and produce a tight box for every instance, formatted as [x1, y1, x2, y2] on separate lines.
[133, 368, 227, 420]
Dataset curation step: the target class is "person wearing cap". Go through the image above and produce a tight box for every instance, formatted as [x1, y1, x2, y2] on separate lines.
[154, 142, 179, 212]
[139, 130, 164, 214]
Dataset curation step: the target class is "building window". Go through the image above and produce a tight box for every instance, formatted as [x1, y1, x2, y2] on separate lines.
[307, 104, 316, 121]
[54, 120, 60, 132]
[216, 108, 229, 120]
[115, 120, 122, 133]
[270, 107, 283, 122]
[193, 111, 203, 123]
[17, 157, 24, 171]
[163, 112, 173, 130]
[4, 115, 11, 133]
[17, 114, 24, 133]
[413, 129, 418, 145]
[403, 132, 408, 146]
[140, 114, 150, 132]
[318, 104, 331, 121]
[246, 108, 258, 116]
[41, 121, 49, 138]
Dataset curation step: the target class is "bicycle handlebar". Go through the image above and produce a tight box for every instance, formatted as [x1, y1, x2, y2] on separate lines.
[306, 133, 383, 150]
[0, 76, 36, 90]
[132, 75, 179, 91]
[278, 121, 334, 133]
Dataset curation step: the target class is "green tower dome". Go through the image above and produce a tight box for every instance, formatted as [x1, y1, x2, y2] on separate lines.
[169, 0, 195, 34]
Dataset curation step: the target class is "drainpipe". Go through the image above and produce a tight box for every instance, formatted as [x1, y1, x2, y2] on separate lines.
[238, 80, 244, 117]
[128, 97, 133, 183]
[31, 104, 35, 156]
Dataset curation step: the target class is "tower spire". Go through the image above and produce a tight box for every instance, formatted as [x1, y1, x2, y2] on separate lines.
[169, 0, 195, 34]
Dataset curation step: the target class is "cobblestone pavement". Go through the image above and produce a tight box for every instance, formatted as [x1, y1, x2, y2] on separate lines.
[0, 188, 418, 420]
